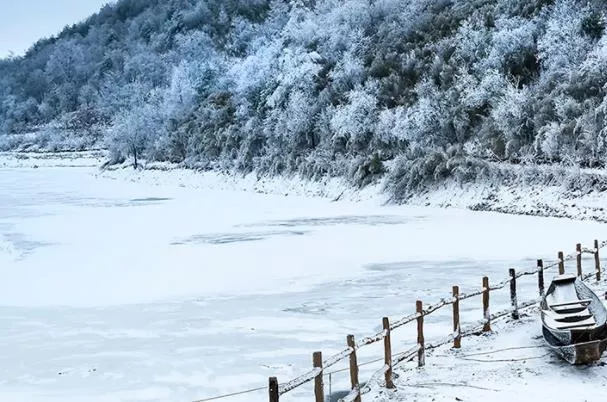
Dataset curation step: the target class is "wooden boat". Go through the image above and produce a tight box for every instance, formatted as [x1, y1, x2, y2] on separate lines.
[540, 274, 607, 364]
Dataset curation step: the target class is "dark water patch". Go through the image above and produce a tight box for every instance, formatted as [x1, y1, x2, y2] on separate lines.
[172, 230, 309, 245]
[283, 302, 330, 315]
[241, 214, 418, 228]
[366, 261, 417, 272]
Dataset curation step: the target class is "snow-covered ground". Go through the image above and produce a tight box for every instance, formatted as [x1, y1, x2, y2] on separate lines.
[375, 300, 607, 402]
[1, 151, 607, 402]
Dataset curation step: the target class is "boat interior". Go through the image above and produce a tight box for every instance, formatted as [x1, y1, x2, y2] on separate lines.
[543, 274, 597, 330]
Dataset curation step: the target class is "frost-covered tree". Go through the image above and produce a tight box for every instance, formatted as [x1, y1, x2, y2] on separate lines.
[1, 0, 607, 194]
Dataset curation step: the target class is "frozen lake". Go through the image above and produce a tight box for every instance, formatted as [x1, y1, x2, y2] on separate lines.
[1, 164, 607, 402]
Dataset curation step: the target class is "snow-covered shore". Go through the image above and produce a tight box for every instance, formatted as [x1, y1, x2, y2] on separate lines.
[4, 150, 605, 223]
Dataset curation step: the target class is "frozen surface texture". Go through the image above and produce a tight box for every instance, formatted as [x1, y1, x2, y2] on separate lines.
[1, 153, 607, 402]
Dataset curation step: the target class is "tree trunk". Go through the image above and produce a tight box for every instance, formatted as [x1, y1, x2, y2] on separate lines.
[132, 145, 138, 169]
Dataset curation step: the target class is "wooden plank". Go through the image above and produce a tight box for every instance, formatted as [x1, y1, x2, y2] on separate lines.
[417, 300, 425, 367]
[382, 317, 395, 389]
[269, 377, 279, 402]
[482, 276, 491, 332]
[346, 335, 361, 402]
[313, 352, 323, 402]
[452, 286, 461, 348]
[549, 299, 592, 308]
[510, 268, 519, 319]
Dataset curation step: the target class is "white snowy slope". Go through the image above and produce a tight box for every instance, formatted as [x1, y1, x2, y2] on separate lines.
[0, 152, 606, 402]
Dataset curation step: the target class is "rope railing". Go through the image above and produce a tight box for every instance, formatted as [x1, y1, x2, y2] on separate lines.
[278, 368, 322, 395]
[392, 344, 422, 367]
[420, 296, 458, 315]
[390, 311, 419, 331]
[324, 346, 354, 370]
[194, 239, 605, 402]
[459, 288, 485, 300]
[355, 329, 387, 349]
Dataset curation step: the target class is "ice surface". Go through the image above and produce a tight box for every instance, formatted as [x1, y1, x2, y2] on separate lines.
[1, 161, 607, 401]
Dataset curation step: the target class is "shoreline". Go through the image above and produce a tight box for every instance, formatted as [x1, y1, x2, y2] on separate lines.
[2, 150, 607, 223]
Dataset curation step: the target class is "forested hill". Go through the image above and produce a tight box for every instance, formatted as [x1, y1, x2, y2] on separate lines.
[1, 0, 607, 197]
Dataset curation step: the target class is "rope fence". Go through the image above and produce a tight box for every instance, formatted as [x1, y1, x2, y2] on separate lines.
[193, 239, 606, 402]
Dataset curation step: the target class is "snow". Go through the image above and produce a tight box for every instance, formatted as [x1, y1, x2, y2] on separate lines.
[375, 300, 607, 402]
[1, 152, 607, 402]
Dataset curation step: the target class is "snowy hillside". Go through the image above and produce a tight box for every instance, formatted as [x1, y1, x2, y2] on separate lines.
[2, 0, 607, 200]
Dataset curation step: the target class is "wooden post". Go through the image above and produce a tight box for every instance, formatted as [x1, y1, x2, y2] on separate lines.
[509, 268, 519, 319]
[576, 243, 583, 277]
[595, 239, 601, 282]
[558, 251, 565, 275]
[482, 276, 491, 332]
[346, 335, 361, 402]
[269, 377, 279, 402]
[416, 300, 425, 367]
[452, 286, 461, 348]
[382, 317, 394, 389]
[313, 352, 323, 402]
[537, 259, 545, 297]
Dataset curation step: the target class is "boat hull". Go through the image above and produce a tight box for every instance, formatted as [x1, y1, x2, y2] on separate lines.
[543, 327, 607, 364]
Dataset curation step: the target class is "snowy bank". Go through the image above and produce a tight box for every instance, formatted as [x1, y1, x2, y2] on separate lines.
[95, 157, 607, 224]
[2, 150, 607, 224]
[75, 153, 607, 223]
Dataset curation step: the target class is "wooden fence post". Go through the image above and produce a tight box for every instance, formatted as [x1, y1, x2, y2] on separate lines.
[452, 286, 461, 348]
[595, 239, 601, 282]
[313, 352, 323, 402]
[537, 259, 545, 297]
[382, 317, 394, 389]
[346, 335, 361, 402]
[482, 276, 491, 332]
[558, 251, 565, 275]
[269, 377, 279, 402]
[416, 300, 425, 367]
[509, 268, 519, 319]
[576, 243, 583, 277]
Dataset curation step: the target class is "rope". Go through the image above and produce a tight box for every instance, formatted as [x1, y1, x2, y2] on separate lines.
[453, 345, 544, 357]
[404, 382, 500, 391]
[323, 355, 386, 377]
[458, 353, 551, 363]
[191, 386, 266, 402]
[447, 344, 549, 362]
